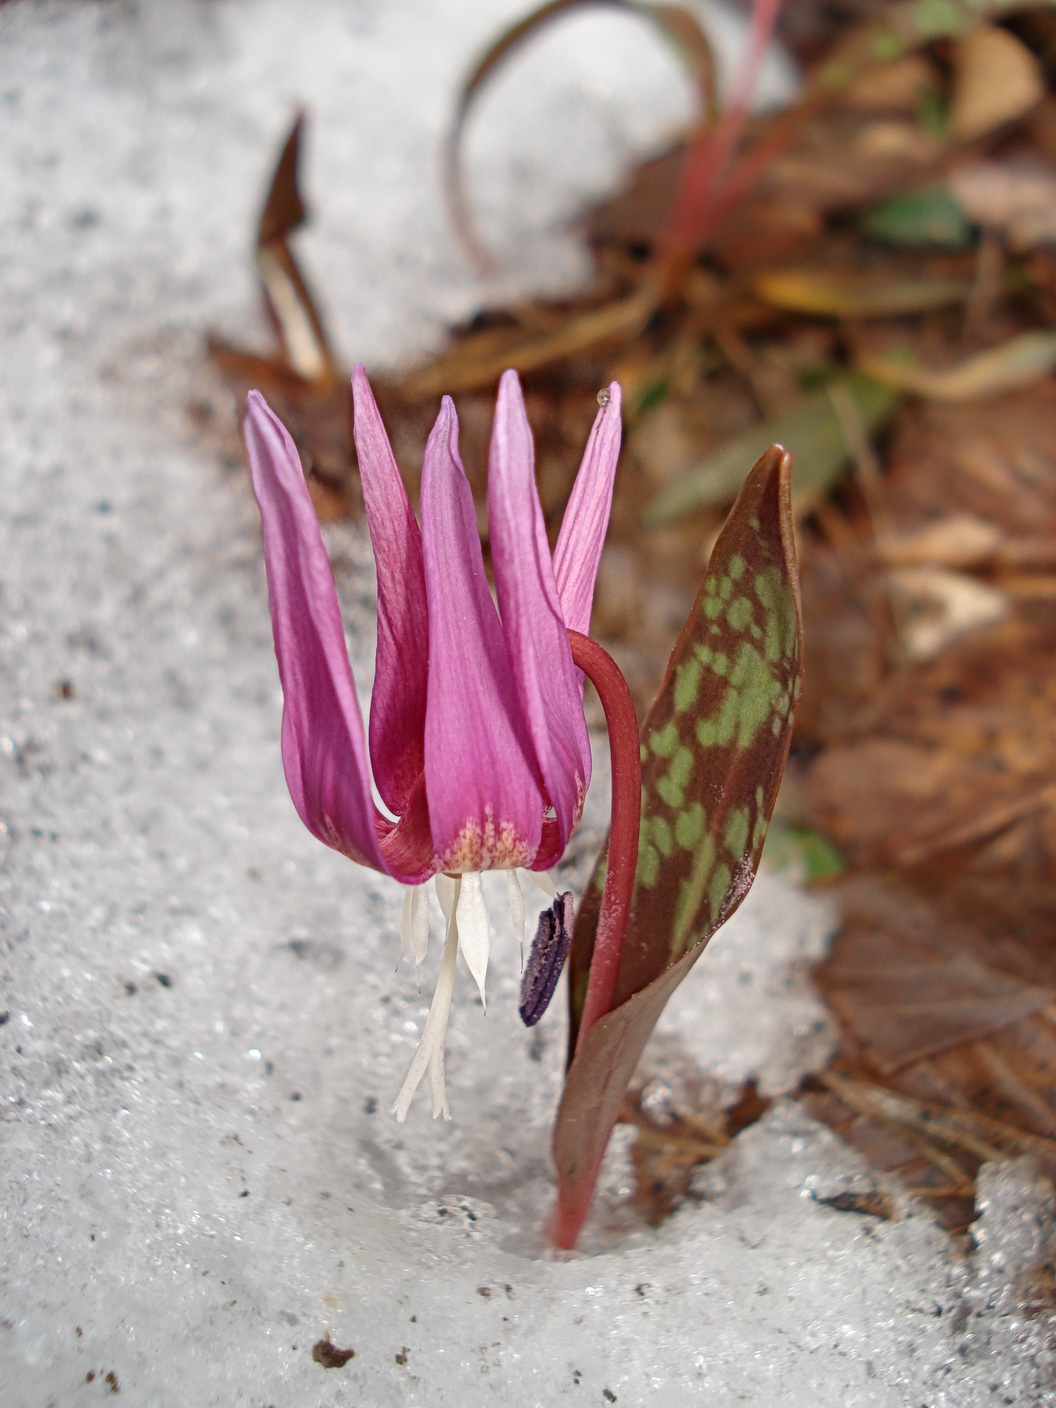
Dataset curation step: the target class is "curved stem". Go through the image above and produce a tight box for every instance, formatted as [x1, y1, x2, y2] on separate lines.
[656, 0, 783, 290]
[567, 630, 641, 1053]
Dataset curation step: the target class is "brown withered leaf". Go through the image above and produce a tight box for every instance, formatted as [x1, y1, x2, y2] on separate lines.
[794, 373, 1056, 1232]
[817, 878, 1053, 1074]
[209, 113, 353, 518]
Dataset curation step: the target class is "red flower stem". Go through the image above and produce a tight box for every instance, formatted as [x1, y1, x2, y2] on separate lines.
[657, 0, 783, 282]
[567, 630, 640, 1053]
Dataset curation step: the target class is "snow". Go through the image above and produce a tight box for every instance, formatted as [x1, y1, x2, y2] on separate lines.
[1, 2, 1053, 1404]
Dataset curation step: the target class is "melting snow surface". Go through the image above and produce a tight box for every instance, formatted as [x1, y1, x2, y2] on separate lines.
[1, 2, 1053, 1403]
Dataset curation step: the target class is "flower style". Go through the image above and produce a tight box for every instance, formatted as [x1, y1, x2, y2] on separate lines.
[244, 367, 621, 1120]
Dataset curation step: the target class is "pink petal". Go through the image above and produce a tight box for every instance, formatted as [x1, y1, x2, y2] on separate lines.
[488, 371, 592, 864]
[351, 366, 429, 815]
[419, 397, 543, 872]
[244, 391, 392, 874]
[552, 382, 622, 635]
[377, 772, 440, 885]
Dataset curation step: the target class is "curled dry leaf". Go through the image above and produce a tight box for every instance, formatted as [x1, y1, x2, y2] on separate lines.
[754, 268, 972, 319]
[950, 160, 1056, 251]
[859, 332, 1056, 403]
[818, 879, 1053, 1074]
[948, 24, 1044, 143]
[444, 0, 721, 273]
[885, 565, 1008, 662]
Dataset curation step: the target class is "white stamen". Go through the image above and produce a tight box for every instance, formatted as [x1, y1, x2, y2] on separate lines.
[392, 877, 461, 1122]
[523, 867, 558, 898]
[506, 869, 525, 969]
[434, 872, 460, 924]
[399, 884, 430, 968]
[455, 871, 490, 1009]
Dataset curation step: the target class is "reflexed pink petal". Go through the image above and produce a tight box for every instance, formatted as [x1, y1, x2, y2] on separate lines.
[351, 366, 429, 815]
[244, 391, 390, 873]
[376, 772, 438, 885]
[553, 382, 622, 635]
[488, 371, 591, 864]
[419, 397, 543, 871]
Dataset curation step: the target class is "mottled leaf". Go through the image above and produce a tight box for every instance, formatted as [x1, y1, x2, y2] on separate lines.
[552, 444, 801, 1247]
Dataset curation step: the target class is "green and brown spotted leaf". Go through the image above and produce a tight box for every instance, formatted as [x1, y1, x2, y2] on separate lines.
[568, 442, 801, 1034]
[552, 444, 801, 1248]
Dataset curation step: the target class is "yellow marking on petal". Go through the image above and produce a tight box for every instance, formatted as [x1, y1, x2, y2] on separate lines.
[438, 808, 534, 873]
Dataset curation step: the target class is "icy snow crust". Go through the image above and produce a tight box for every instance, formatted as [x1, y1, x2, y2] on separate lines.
[1, 2, 1053, 1404]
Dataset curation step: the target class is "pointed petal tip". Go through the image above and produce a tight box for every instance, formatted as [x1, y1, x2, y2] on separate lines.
[427, 396, 460, 458]
[552, 379, 624, 637]
[497, 367, 524, 400]
[244, 388, 277, 429]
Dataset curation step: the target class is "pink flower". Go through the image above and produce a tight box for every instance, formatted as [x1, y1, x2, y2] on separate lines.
[244, 367, 621, 1118]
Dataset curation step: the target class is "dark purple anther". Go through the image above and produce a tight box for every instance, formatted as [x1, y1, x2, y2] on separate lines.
[519, 891, 575, 1027]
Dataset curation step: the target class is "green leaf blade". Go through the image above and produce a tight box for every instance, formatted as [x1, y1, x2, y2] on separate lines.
[554, 444, 802, 1248]
[619, 443, 801, 995]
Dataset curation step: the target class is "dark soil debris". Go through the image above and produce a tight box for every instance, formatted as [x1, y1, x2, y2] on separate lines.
[311, 1336, 356, 1369]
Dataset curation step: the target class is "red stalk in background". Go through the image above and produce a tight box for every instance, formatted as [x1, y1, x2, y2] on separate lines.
[657, 0, 784, 285]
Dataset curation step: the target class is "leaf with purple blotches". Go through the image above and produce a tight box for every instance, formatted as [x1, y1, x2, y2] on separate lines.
[519, 892, 575, 1027]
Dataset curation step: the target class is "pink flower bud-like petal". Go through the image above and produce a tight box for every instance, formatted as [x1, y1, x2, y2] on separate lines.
[419, 397, 543, 872]
[245, 392, 387, 868]
[245, 391, 435, 884]
[247, 372, 623, 889]
[553, 381, 622, 635]
[488, 371, 591, 868]
[352, 366, 429, 816]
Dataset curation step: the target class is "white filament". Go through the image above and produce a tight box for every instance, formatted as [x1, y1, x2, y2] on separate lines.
[506, 869, 526, 968]
[392, 871, 497, 1120]
[399, 884, 430, 968]
[392, 876, 462, 1122]
[524, 867, 558, 898]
